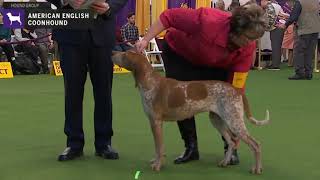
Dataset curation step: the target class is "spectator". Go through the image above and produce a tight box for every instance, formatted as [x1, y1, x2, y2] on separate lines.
[12, 28, 48, 73]
[281, 0, 295, 67]
[33, 28, 53, 74]
[261, 0, 285, 70]
[279, 0, 320, 80]
[113, 26, 125, 52]
[228, 0, 240, 12]
[120, 12, 139, 51]
[215, 0, 226, 11]
[180, 2, 189, 8]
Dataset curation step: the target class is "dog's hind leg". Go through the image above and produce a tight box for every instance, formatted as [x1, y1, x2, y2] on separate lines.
[209, 112, 235, 167]
[219, 131, 235, 167]
[226, 111, 263, 174]
[239, 132, 262, 174]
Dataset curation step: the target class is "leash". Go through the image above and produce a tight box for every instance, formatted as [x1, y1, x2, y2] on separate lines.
[115, 39, 137, 47]
[0, 33, 51, 45]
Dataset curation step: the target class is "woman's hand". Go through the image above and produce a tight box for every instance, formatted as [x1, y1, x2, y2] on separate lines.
[135, 39, 149, 53]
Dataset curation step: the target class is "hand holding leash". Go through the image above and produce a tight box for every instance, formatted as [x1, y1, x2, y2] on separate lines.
[135, 39, 148, 54]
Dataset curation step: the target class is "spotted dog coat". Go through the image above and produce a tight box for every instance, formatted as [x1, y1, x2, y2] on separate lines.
[112, 51, 270, 174]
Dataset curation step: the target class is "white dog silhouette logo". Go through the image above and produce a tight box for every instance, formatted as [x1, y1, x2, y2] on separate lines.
[6, 12, 22, 25]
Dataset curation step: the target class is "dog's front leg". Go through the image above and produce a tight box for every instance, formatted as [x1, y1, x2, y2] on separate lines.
[149, 118, 165, 172]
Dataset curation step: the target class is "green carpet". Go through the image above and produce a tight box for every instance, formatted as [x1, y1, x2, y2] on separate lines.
[0, 67, 319, 180]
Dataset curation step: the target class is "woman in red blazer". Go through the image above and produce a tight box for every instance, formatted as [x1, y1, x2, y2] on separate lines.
[136, 2, 266, 165]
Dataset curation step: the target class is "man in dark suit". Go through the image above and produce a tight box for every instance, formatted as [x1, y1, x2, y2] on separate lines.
[46, 0, 128, 161]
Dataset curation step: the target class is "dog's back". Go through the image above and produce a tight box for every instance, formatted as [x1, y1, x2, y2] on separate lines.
[146, 77, 241, 121]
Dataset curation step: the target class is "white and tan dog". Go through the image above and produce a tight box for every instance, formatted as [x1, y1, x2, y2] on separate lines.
[112, 51, 270, 174]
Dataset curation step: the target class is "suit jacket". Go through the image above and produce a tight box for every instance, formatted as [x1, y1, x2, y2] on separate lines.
[47, 0, 128, 47]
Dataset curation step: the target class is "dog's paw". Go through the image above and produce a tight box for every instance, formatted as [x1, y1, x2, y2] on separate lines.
[151, 160, 162, 172]
[250, 166, 263, 175]
[218, 160, 229, 168]
[150, 155, 166, 164]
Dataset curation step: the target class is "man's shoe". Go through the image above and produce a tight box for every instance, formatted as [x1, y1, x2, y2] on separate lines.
[58, 147, 83, 161]
[174, 148, 199, 164]
[95, 145, 119, 159]
[288, 74, 305, 80]
[266, 66, 280, 70]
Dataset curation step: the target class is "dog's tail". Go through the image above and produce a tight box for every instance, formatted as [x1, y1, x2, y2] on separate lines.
[242, 94, 270, 126]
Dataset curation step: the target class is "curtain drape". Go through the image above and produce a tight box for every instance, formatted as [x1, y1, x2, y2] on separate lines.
[196, 0, 212, 8]
[151, 0, 167, 37]
[116, 0, 136, 27]
[135, 0, 150, 35]
[151, 0, 167, 23]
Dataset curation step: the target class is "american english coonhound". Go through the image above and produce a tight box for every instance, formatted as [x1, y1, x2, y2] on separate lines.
[112, 51, 270, 174]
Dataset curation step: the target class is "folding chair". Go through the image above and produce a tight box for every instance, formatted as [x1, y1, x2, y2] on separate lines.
[141, 37, 165, 72]
[256, 38, 272, 69]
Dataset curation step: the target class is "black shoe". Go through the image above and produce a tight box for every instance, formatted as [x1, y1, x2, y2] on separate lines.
[174, 148, 199, 164]
[288, 74, 305, 80]
[226, 150, 240, 165]
[305, 74, 313, 80]
[58, 147, 83, 161]
[267, 65, 280, 70]
[95, 145, 119, 159]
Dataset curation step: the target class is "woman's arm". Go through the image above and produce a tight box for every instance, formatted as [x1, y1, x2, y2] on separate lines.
[135, 20, 166, 53]
[136, 8, 203, 53]
[143, 20, 166, 43]
[285, 1, 302, 28]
